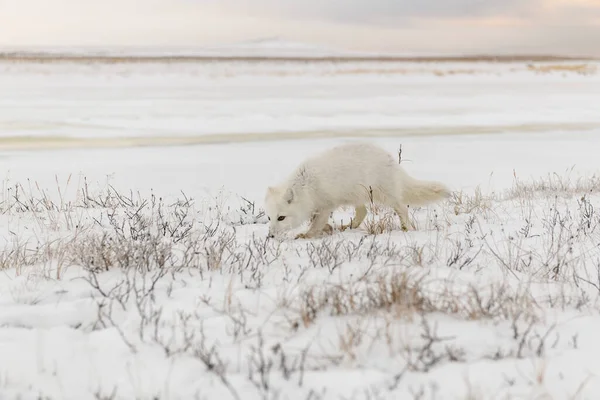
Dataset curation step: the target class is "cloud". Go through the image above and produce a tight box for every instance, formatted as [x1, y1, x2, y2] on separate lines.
[220, 0, 600, 55]
[238, 0, 541, 25]
[0, 0, 598, 56]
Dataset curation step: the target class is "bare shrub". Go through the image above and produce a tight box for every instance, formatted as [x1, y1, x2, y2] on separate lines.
[448, 186, 494, 216]
[506, 170, 600, 200]
[363, 205, 403, 235]
[294, 270, 540, 325]
[361, 186, 406, 235]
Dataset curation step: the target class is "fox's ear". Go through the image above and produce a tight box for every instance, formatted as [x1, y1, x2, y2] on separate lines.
[267, 186, 276, 194]
[284, 187, 295, 204]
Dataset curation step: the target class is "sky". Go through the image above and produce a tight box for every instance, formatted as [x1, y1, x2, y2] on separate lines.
[0, 0, 599, 56]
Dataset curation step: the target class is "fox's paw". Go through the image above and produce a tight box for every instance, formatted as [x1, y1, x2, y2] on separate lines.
[295, 224, 334, 240]
[401, 222, 416, 232]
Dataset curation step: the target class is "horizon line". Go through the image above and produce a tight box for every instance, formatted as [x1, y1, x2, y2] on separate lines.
[0, 53, 597, 64]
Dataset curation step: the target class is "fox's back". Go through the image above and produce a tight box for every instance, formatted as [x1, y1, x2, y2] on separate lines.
[300, 142, 398, 199]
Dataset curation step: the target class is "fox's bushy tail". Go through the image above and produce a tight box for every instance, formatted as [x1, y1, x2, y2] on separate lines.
[399, 172, 451, 206]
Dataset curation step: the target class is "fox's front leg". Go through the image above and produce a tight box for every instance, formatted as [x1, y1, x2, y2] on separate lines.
[295, 208, 334, 239]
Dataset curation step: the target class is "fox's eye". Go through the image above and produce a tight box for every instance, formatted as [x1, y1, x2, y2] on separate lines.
[277, 216, 286, 221]
[268, 217, 271, 221]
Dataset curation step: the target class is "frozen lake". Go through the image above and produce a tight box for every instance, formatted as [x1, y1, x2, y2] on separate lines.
[1, 59, 599, 149]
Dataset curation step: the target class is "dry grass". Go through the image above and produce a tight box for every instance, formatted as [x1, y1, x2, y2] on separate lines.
[207, 65, 598, 78]
[526, 63, 597, 75]
[448, 186, 495, 216]
[297, 270, 540, 328]
[433, 69, 480, 76]
[362, 204, 405, 235]
[207, 67, 510, 78]
[506, 170, 600, 200]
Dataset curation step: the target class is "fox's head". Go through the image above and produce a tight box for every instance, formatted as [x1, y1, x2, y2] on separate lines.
[264, 185, 311, 240]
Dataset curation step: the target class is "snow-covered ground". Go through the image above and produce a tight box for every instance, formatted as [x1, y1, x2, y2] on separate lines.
[0, 59, 600, 399]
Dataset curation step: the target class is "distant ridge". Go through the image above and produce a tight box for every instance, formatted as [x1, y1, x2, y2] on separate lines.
[0, 54, 593, 64]
[0, 37, 596, 63]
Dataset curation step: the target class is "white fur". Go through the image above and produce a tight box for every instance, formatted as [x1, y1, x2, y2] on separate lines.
[264, 142, 450, 239]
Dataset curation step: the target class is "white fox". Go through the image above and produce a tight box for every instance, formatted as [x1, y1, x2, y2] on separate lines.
[264, 142, 450, 240]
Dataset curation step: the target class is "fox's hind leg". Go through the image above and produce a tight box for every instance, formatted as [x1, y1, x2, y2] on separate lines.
[393, 203, 415, 231]
[378, 190, 415, 232]
[340, 204, 367, 231]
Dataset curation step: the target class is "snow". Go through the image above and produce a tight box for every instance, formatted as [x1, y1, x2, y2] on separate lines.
[0, 59, 600, 399]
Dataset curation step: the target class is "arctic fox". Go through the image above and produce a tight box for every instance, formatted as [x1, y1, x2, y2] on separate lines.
[264, 142, 450, 240]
